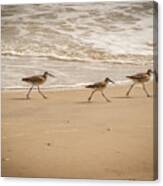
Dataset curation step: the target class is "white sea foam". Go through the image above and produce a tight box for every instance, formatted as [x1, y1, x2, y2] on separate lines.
[1, 2, 155, 89]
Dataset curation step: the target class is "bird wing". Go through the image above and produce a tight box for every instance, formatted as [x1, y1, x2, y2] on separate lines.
[22, 75, 44, 82]
[126, 73, 147, 80]
[85, 81, 105, 88]
[94, 81, 105, 88]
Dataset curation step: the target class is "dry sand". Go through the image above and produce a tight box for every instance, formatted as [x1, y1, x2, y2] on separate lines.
[1, 83, 157, 180]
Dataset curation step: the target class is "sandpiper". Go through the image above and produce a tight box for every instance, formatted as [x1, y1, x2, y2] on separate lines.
[22, 71, 55, 99]
[85, 77, 115, 102]
[126, 69, 153, 97]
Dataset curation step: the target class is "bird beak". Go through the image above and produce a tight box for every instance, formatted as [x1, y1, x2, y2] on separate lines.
[48, 73, 55, 78]
[109, 78, 115, 84]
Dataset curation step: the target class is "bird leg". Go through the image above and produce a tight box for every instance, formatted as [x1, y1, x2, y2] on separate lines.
[88, 89, 96, 102]
[142, 83, 150, 97]
[101, 91, 111, 102]
[26, 84, 34, 99]
[37, 86, 47, 99]
[126, 83, 136, 96]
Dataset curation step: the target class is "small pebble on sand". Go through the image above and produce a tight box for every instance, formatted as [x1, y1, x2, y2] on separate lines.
[2, 157, 10, 162]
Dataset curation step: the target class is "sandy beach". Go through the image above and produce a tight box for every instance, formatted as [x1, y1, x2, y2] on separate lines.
[1, 1, 157, 181]
[1, 83, 156, 180]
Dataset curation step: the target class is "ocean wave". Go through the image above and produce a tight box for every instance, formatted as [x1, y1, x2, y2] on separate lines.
[1, 50, 153, 66]
[1, 2, 155, 90]
[2, 2, 154, 62]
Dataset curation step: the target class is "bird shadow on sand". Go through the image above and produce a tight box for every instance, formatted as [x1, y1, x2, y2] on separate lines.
[75, 100, 110, 104]
[111, 96, 133, 99]
[112, 95, 153, 99]
[10, 97, 29, 101]
[75, 101, 93, 104]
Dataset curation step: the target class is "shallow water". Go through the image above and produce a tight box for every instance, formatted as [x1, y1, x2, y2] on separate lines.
[1, 1, 155, 89]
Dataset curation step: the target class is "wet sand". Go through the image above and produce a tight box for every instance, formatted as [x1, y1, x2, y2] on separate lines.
[1, 83, 156, 180]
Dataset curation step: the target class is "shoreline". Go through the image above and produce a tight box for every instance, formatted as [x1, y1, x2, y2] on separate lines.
[1, 80, 153, 93]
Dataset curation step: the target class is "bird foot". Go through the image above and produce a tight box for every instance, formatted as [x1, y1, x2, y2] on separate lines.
[147, 94, 151, 97]
[43, 96, 47, 99]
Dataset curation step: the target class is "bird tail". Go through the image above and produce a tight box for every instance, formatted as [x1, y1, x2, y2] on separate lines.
[85, 84, 94, 88]
[22, 77, 30, 82]
[126, 75, 133, 79]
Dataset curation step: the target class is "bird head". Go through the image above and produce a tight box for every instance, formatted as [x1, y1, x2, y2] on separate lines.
[44, 71, 55, 78]
[105, 77, 115, 84]
[147, 69, 153, 75]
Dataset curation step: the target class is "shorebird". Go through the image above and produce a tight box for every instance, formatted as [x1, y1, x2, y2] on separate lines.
[22, 71, 55, 99]
[126, 69, 153, 97]
[85, 77, 115, 102]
